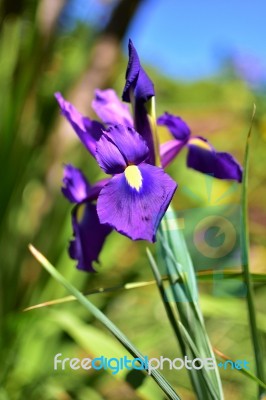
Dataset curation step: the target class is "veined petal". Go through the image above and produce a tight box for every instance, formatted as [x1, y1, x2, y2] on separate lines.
[187, 137, 243, 182]
[96, 125, 149, 174]
[70, 203, 112, 273]
[122, 39, 155, 103]
[157, 112, 191, 141]
[97, 164, 177, 242]
[62, 164, 91, 203]
[55, 92, 103, 156]
[160, 140, 186, 168]
[95, 133, 126, 174]
[92, 89, 133, 127]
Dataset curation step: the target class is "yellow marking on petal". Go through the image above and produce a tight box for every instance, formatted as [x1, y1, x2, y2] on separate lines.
[76, 204, 86, 223]
[124, 165, 143, 191]
[189, 138, 211, 151]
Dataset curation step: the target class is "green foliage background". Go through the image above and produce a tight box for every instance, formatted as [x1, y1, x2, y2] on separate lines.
[0, 2, 265, 399]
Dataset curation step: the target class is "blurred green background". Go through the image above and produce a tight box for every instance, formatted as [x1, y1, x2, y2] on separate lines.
[0, 1, 265, 399]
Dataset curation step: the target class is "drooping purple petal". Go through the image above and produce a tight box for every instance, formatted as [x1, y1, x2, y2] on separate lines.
[96, 125, 149, 174]
[69, 202, 112, 272]
[160, 140, 186, 168]
[55, 92, 104, 156]
[187, 137, 243, 182]
[97, 164, 177, 242]
[62, 164, 110, 203]
[92, 89, 133, 127]
[122, 39, 155, 103]
[62, 164, 91, 203]
[157, 113, 191, 141]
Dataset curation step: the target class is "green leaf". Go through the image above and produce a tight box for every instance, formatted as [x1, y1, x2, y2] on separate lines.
[29, 244, 181, 400]
[153, 206, 224, 399]
[240, 106, 266, 398]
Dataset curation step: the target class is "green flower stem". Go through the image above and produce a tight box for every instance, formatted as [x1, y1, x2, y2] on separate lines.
[147, 96, 161, 167]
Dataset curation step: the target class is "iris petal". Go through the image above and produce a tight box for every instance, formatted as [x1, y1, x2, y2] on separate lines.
[97, 164, 177, 242]
[96, 133, 127, 174]
[55, 92, 103, 156]
[96, 125, 149, 174]
[122, 39, 155, 103]
[92, 89, 133, 127]
[160, 140, 186, 168]
[157, 112, 191, 141]
[187, 137, 243, 182]
[62, 164, 110, 203]
[70, 203, 112, 272]
[62, 164, 91, 203]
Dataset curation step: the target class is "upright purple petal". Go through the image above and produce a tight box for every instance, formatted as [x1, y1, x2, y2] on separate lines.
[157, 113, 191, 141]
[122, 39, 155, 103]
[70, 203, 112, 272]
[92, 89, 133, 127]
[160, 140, 186, 168]
[97, 164, 177, 242]
[96, 125, 149, 174]
[55, 92, 104, 156]
[95, 133, 127, 174]
[187, 137, 243, 182]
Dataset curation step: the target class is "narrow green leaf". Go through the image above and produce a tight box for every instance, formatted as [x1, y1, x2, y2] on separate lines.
[155, 213, 224, 399]
[214, 348, 266, 390]
[178, 322, 221, 400]
[240, 106, 265, 398]
[146, 248, 186, 355]
[28, 244, 181, 400]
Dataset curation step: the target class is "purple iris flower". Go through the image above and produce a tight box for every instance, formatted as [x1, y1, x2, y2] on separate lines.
[56, 39, 242, 273]
[158, 112, 242, 182]
[95, 124, 177, 242]
[62, 164, 112, 272]
[55, 41, 177, 271]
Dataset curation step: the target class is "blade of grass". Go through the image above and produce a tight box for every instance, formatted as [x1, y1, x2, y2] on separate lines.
[156, 217, 224, 399]
[23, 279, 161, 311]
[241, 105, 265, 398]
[213, 348, 266, 390]
[178, 322, 220, 400]
[28, 244, 181, 400]
[24, 270, 266, 312]
[146, 248, 186, 355]
[146, 247, 217, 399]
[158, 209, 223, 400]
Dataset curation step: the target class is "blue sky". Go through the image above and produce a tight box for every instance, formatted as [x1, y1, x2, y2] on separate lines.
[66, 0, 266, 80]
